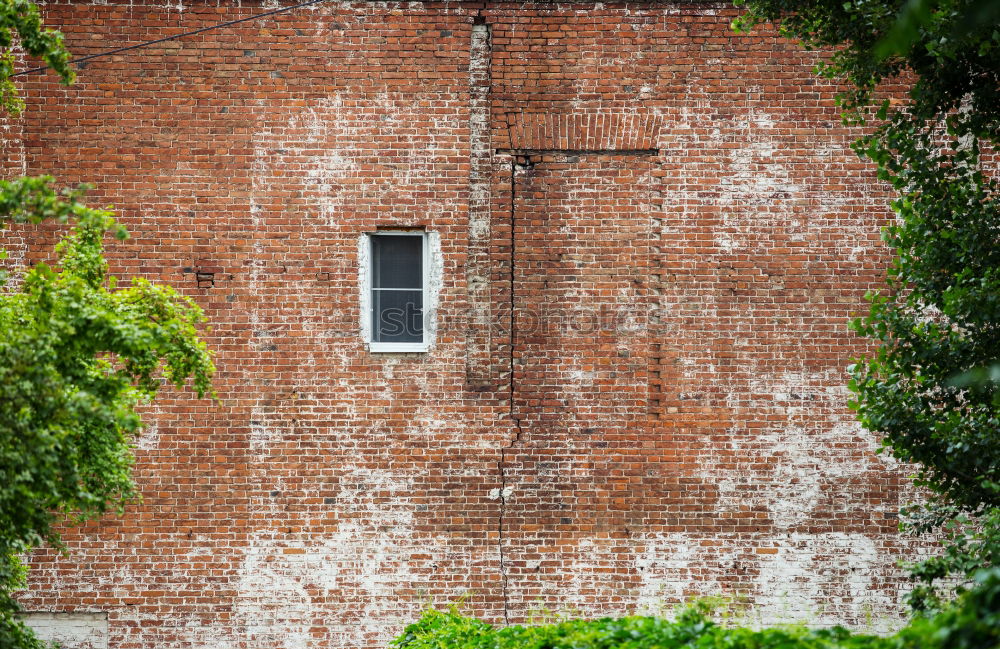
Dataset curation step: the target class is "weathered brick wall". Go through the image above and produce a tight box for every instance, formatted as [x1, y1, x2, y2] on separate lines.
[3, 1, 925, 646]
[22, 612, 108, 649]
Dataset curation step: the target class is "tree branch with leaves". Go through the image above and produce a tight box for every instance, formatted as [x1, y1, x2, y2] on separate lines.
[735, 0, 1000, 612]
[0, 180, 216, 647]
[0, 4, 215, 646]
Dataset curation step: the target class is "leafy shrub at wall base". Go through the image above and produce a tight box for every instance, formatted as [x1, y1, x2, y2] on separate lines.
[393, 569, 1000, 649]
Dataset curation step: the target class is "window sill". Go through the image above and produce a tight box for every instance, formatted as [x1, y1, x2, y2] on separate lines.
[369, 342, 429, 353]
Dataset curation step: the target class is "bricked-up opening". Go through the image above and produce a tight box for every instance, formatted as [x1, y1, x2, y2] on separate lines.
[498, 112, 663, 152]
[501, 153, 658, 618]
[22, 612, 108, 649]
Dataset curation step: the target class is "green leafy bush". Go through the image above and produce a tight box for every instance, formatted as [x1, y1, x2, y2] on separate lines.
[391, 605, 894, 649]
[392, 574, 1000, 649]
[897, 568, 1000, 649]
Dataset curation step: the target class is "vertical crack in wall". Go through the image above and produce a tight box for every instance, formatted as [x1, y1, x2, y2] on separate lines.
[497, 155, 526, 626]
[467, 15, 515, 623]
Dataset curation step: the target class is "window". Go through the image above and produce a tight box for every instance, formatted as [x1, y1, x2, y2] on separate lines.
[363, 231, 430, 352]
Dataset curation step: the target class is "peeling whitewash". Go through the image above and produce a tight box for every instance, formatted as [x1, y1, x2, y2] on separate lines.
[250, 92, 461, 230]
[23, 612, 108, 649]
[634, 532, 903, 632]
[521, 532, 906, 634]
[705, 368, 902, 526]
[119, 466, 471, 649]
[231, 464, 463, 649]
[231, 527, 443, 648]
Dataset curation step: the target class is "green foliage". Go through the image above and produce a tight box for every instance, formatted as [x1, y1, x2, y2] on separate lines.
[731, 0, 1000, 131]
[734, 0, 1000, 609]
[0, 8, 213, 647]
[392, 581, 1000, 649]
[897, 568, 1000, 648]
[391, 604, 888, 649]
[901, 507, 1000, 612]
[848, 112, 1000, 514]
[393, 607, 860, 649]
[875, 0, 1000, 60]
[0, 178, 214, 647]
[0, 553, 49, 649]
[0, 0, 73, 116]
[1, 4, 213, 647]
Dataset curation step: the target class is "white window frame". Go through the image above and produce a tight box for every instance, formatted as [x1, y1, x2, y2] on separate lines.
[360, 230, 431, 353]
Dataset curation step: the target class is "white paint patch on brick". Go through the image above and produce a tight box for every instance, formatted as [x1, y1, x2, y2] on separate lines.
[133, 419, 158, 451]
[251, 83, 460, 230]
[710, 369, 892, 524]
[719, 128, 804, 218]
[757, 423, 861, 529]
[134, 402, 165, 451]
[231, 463, 459, 648]
[249, 404, 284, 451]
[630, 532, 906, 632]
[524, 531, 895, 628]
[250, 95, 358, 230]
[22, 612, 108, 649]
[0, 123, 26, 178]
[751, 533, 894, 631]
[660, 99, 883, 255]
[112, 608, 239, 649]
[488, 486, 513, 501]
[633, 534, 740, 615]
[233, 536, 315, 649]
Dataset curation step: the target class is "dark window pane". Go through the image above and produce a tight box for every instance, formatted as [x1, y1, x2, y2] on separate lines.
[373, 289, 423, 343]
[372, 235, 422, 289]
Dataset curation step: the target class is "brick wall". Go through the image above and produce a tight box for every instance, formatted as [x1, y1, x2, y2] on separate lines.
[3, 1, 925, 646]
[22, 612, 108, 649]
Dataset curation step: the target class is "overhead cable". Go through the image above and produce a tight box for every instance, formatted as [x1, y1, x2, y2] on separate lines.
[13, 0, 329, 77]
